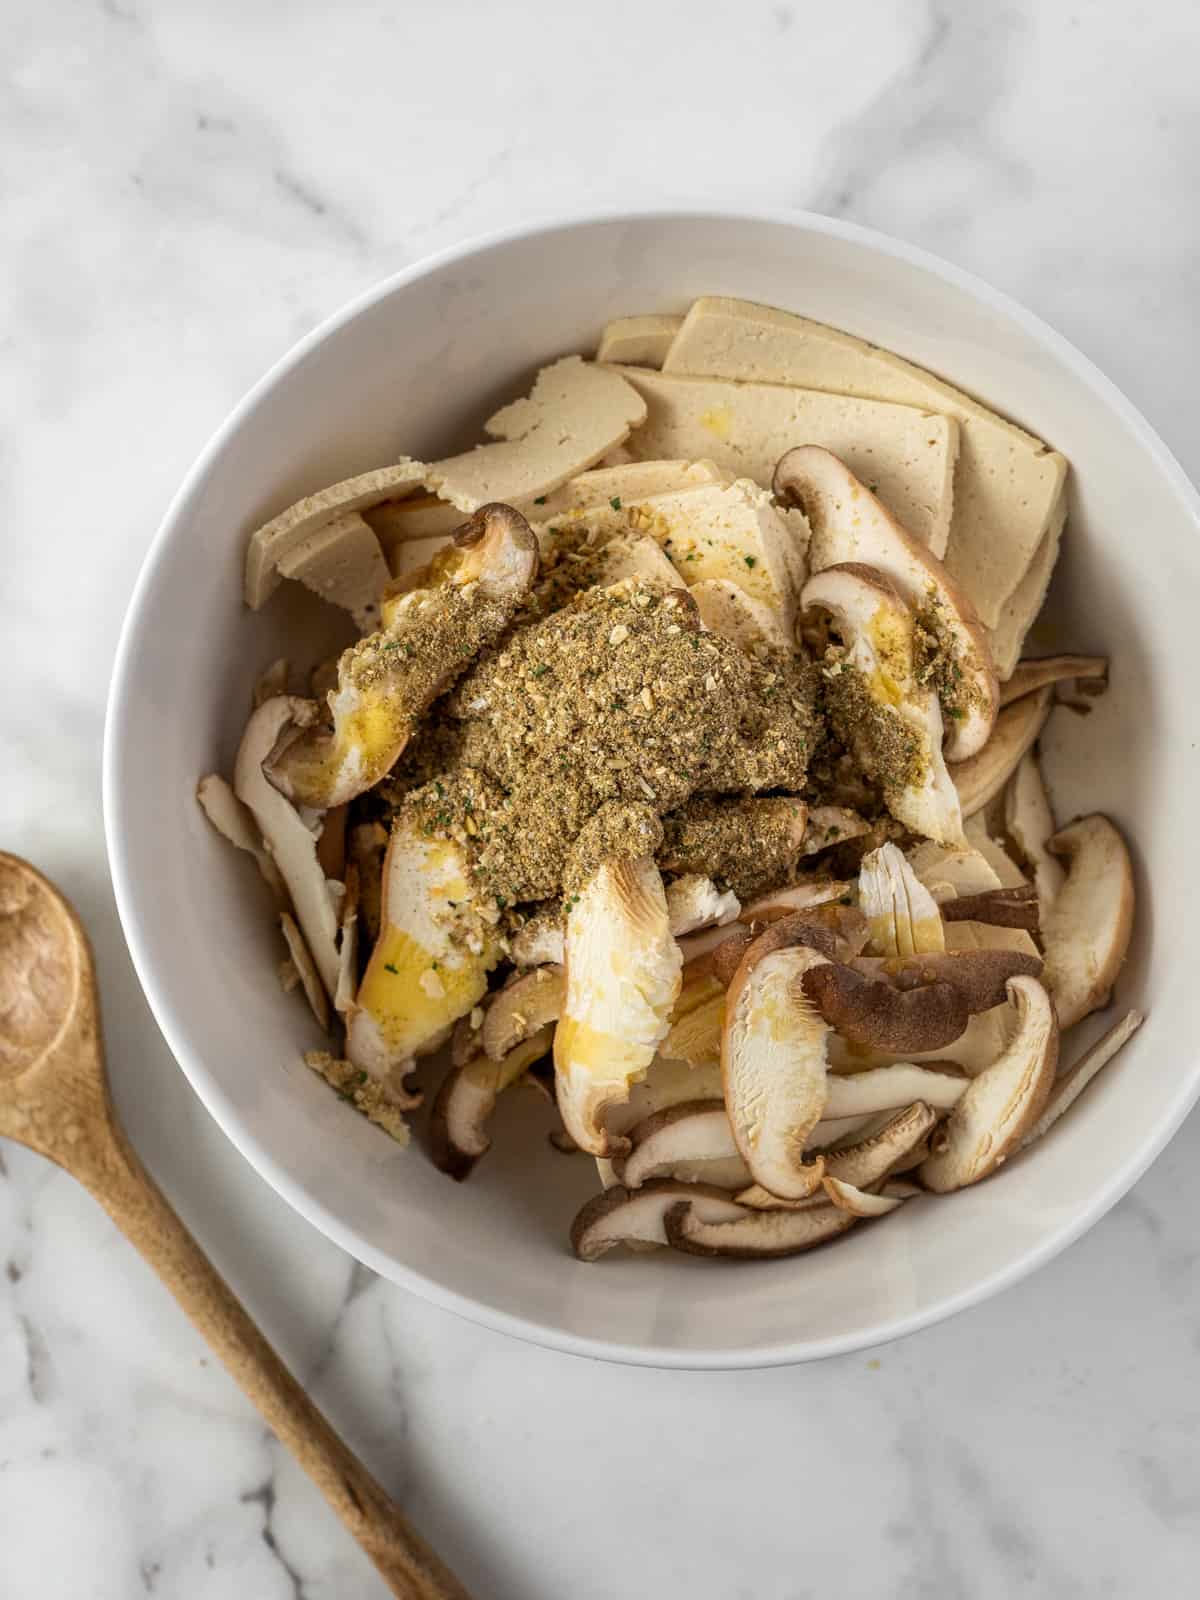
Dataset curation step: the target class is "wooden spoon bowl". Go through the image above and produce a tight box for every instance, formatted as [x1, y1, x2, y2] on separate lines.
[0, 851, 469, 1600]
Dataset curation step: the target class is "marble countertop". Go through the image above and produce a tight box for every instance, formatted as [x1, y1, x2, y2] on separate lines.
[4, 2, 1200, 1594]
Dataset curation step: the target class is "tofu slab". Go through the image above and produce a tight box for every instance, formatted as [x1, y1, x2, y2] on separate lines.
[529, 457, 725, 520]
[431, 355, 646, 509]
[663, 297, 1067, 623]
[274, 511, 390, 631]
[608, 365, 957, 555]
[245, 461, 427, 608]
[595, 314, 684, 368]
[538, 478, 805, 630]
[985, 490, 1068, 679]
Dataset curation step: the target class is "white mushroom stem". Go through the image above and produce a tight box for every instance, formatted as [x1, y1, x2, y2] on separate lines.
[233, 697, 341, 998]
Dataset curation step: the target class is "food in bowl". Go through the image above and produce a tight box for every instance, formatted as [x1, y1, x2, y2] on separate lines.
[197, 295, 1142, 1263]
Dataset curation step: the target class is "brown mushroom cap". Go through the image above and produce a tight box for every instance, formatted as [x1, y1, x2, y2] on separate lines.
[940, 886, 1039, 931]
[848, 948, 1043, 1013]
[920, 976, 1058, 1191]
[803, 962, 969, 1053]
[1040, 814, 1135, 1029]
[481, 965, 565, 1060]
[612, 1098, 749, 1190]
[1000, 655, 1108, 707]
[952, 687, 1052, 817]
[774, 444, 998, 761]
[570, 1179, 747, 1261]
[664, 1198, 856, 1259]
[429, 1026, 555, 1181]
[737, 1100, 936, 1208]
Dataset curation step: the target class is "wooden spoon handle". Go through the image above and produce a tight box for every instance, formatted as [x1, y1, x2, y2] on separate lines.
[76, 1121, 471, 1600]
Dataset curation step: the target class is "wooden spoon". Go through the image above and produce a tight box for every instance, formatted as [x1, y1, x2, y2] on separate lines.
[0, 852, 470, 1600]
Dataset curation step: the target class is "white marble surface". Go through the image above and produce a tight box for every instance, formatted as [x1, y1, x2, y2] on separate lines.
[3, 1, 1200, 1594]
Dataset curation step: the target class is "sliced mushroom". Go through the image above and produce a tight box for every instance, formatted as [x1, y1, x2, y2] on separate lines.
[233, 697, 341, 998]
[268, 505, 538, 809]
[278, 912, 331, 1030]
[554, 849, 682, 1157]
[952, 687, 1052, 818]
[571, 1180, 748, 1261]
[196, 772, 286, 899]
[481, 965, 565, 1061]
[1019, 1009, 1144, 1150]
[1000, 655, 1108, 707]
[803, 563, 964, 843]
[920, 976, 1058, 1190]
[614, 1099, 751, 1190]
[346, 814, 502, 1082]
[1040, 815, 1135, 1028]
[847, 949, 1043, 1013]
[822, 1176, 906, 1217]
[963, 812, 1030, 891]
[939, 886, 1039, 931]
[664, 1199, 855, 1259]
[908, 839, 1039, 960]
[664, 875, 741, 937]
[737, 1100, 936, 1208]
[804, 962, 968, 1054]
[775, 446, 998, 759]
[1005, 750, 1066, 911]
[722, 941, 831, 1200]
[880, 1179, 925, 1200]
[509, 907, 566, 968]
[859, 843, 945, 956]
[672, 877, 854, 964]
[824, 1063, 968, 1118]
[660, 989, 725, 1067]
[429, 1026, 556, 1180]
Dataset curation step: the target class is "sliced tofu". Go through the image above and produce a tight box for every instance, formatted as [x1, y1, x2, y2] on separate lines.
[386, 531, 452, 586]
[608, 365, 957, 555]
[274, 510, 390, 632]
[364, 493, 466, 553]
[539, 479, 804, 630]
[985, 490, 1068, 679]
[529, 458, 726, 520]
[689, 578, 792, 652]
[245, 460, 427, 609]
[595, 313, 684, 368]
[662, 297, 1067, 623]
[431, 356, 646, 509]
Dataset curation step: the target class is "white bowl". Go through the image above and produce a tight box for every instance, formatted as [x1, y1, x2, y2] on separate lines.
[105, 211, 1200, 1368]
